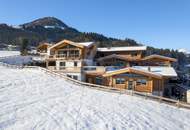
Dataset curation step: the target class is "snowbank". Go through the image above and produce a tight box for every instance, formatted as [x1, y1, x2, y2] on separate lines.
[0, 66, 190, 130]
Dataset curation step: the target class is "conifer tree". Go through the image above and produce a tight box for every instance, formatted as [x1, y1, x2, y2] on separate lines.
[20, 38, 29, 56]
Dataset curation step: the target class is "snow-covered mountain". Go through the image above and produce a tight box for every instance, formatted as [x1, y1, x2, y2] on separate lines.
[21, 17, 68, 29]
[178, 48, 190, 55]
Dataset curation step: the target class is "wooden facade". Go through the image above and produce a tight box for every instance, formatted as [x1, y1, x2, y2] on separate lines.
[97, 54, 177, 67]
[85, 68, 165, 95]
[37, 43, 51, 54]
[96, 50, 144, 59]
[45, 40, 96, 80]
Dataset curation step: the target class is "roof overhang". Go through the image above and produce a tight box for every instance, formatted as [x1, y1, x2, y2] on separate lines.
[142, 55, 177, 62]
[97, 54, 140, 62]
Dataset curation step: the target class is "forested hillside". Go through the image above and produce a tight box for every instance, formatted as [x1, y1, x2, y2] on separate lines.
[0, 17, 189, 67]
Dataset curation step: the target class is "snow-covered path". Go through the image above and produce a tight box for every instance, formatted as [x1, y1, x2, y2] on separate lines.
[0, 66, 190, 130]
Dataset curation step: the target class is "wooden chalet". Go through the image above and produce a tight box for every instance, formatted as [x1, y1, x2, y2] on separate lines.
[86, 46, 177, 95]
[85, 66, 177, 95]
[42, 40, 178, 96]
[96, 47, 176, 67]
[45, 40, 96, 80]
[37, 43, 52, 55]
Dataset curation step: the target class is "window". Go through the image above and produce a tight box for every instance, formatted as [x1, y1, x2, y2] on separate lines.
[73, 75, 78, 80]
[70, 50, 75, 56]
[60, 62, 65, 66]
[60, 62, 66, 70]
[136, 79, 147, 86]
[95, 77, 103, 85]
[131, 52, 138, 57]
[67, 74, 72, 78]
[116, 78, 125, 84]
[69, 50, 79, 57]
[74, 61, 78, 67]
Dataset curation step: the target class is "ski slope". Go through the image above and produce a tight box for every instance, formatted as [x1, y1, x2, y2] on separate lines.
[0, 66, 190, 130]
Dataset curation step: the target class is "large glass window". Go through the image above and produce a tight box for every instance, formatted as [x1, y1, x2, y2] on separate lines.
[60, 62, 65, 66]
[58, 50, 67, 57]
[136, 79, 147, 86]
[116, 78, 125, 84]
[73, 75, 78, 80]
[75, 50, 79, 57]
[131, 52, 138, 57]
[69, 50, 79, 57]
[95, 77, 103, 85]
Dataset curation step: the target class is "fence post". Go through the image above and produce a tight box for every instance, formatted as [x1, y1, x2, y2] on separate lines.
[159, 96, 162, 103]
[145, 93, 147, 100]
[131, 90, 133, 96]
[177, 100, 180, 108]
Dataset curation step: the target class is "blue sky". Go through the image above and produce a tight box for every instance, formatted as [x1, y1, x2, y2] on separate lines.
[0, 0, 190, 50]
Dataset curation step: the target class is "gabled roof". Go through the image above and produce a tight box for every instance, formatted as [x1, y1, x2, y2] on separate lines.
[97, 54, 140, 62]
[97, 46, 147, 52]
[142, 55, 177, 62]
[49, 40, 94, 50]
[103, 67, 163, 79]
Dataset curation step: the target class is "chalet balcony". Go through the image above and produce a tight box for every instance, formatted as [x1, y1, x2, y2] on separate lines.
[47, 66, 56, 71]
[59, 67, 81, 73]
[47, 54, 81, 60]
[47, 66, 81, 73]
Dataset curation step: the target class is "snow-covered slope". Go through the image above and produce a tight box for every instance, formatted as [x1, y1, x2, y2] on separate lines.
[0, 66, 190, 130]
[0, 56, 33, 65]
[0, 51, 32, 65]
[0, 51, 20, 57]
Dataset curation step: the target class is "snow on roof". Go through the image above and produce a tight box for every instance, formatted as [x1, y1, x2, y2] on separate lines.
[97, 46, 147, 52]
[104, 67, 163, 79]
[77, 42, 94, 47]
[133, 66, 178, 77]
[49, 40, 94, 50]
[104, 66, 177, 78]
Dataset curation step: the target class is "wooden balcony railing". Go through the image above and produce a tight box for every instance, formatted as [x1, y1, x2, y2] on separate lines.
[48, 54, 81, 60]
[47, 66, 81, 73]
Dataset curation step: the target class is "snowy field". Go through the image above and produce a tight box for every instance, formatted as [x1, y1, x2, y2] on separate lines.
[0, 66, 190, 130]
[0, 51, 32, 65]
[0, 51, 20, 57]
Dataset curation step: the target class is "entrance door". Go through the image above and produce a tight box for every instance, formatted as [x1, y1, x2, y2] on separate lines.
[128, 81, 133, 90]
[88, 78, 93, 84]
